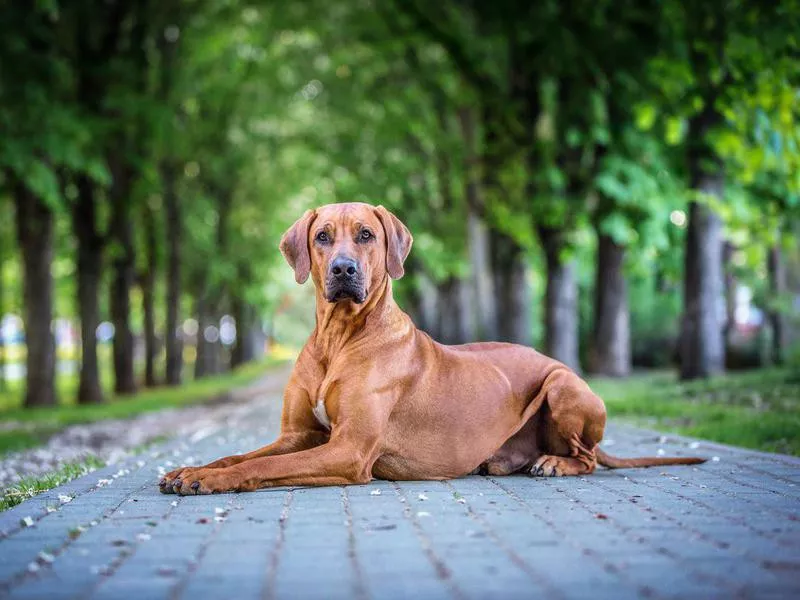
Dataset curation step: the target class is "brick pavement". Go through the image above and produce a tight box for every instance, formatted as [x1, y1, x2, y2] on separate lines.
[1, 372, 798, 599]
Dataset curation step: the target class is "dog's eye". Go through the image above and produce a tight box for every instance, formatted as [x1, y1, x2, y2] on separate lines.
[316, 231, 330, 243]
[359, 230, 373, 242]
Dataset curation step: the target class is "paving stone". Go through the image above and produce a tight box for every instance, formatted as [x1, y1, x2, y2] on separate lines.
[1, 376, 798, 599]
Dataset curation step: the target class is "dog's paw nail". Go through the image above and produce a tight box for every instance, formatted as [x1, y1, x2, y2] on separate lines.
[191, 482, 200, 491]
[174, 479, 182, 488]
[159, 479, 166, 487]
[549, 469, 557, 477]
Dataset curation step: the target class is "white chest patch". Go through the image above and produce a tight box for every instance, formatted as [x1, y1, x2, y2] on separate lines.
[313, 398, 331, 431]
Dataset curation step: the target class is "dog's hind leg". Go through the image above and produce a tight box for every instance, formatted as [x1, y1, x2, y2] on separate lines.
[530, 369, 606, 477]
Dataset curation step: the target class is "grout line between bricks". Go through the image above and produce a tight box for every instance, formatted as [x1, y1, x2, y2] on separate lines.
[0, 476, 157, 595]
[80, 492, 183, 600]
[615, 469, 799, 543]
[598, 470, 800, 557]
[342, 487, 369, 600]
[262, 490, 293, 600]
[168, 496, 235, 600]
[441, 480, 567, 600]
[391, 481, 464, 600]
[587, 472, 770, 598]
[488, 476, 662, 600]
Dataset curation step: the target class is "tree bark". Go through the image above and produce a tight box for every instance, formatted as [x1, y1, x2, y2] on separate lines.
[539, 227, 580, 371]
[73, 176, 106, 403]
[680, 196, 725, 379]
[680, 198, 725, 380]
[401, 258, 429, 333]
[12, 179, 56, 408]
[680, 107, 726, 380]
[231, 298, 265, 368]
[436, 276, 474, 345]
[722, 241, 736, 345]
[108, 156, 137, 395]
[768, 242, 789, 365]
[467, 203, 496, 341]
[162, 161, 183, 386]
[141, 275, 157, 387]
[590, 233, 630, 376]
[456, 106, 495, 341]
[491, 230, 532, 346]
[194, 295, 220, 379]
[139, 202, 158, 387]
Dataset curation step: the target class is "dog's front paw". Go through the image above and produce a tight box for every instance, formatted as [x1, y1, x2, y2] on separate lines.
[159, 466, 202, 494]
[170, 467, 246, 495]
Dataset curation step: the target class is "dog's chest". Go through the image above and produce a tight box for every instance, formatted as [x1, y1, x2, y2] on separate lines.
[310, 366, 344, 432]
[312, 397, 332, 431]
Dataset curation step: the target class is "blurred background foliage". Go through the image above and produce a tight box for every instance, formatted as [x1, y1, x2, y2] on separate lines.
[0, 0, 798, 416]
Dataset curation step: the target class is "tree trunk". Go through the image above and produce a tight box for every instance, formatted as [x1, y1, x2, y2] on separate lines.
[540, 227, 580, 371]
[108, 158, 137, 395]
[231, 298, 265, 368]
[73, 176, 105, 404]
[467, 206, 496, 341]
[722, 241, 736, 345]
[401, 258, 429, 332]
[491, 230, 532, 346]
[457, 107, 495, 341]
[436, 276, 473, 345]
[768, 242, 789, 365]
[12, 180, 56, 408]
[139, 202, 158, 387]
[141, 274, 157, 387]
[680, 197, 725, 380]
[162, 161, 183, 386]
[590, 233, 630, 376]
[194, 295, 220, 379]
[681, 108, 726, 380]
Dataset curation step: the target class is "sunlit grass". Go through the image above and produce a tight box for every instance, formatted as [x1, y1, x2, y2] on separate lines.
[589, 367, 800, 456]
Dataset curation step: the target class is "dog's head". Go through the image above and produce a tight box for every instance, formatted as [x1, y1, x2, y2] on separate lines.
[279, 203, 412, 304]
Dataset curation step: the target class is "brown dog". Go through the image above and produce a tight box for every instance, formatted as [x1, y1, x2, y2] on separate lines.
[160, 202, 703, 495]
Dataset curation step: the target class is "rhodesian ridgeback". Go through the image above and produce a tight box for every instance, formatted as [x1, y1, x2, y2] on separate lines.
[160, 202, 704, 495]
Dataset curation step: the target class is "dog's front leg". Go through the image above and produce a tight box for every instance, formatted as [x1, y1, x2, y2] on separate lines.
[173, 435, 379, 495]
[161, 378, 332, 494]
[160, 430, 330, 494]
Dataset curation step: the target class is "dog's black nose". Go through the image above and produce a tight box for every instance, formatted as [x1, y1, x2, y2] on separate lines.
[330, 256, 359, 279]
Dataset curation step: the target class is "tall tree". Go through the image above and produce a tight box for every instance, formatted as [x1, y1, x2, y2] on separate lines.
[72, 176, 106, 403]
[12, 181, 56, 408]
[138, 199, 159, 387]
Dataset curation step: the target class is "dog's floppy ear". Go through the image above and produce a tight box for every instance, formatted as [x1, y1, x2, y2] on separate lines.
[279, 209, 316, 284]
[374, 205, 413, 279]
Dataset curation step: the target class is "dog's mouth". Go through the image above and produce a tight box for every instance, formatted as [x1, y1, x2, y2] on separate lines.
[325, 285, 367, 304]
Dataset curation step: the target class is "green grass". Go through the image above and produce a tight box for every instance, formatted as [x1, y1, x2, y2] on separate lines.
[0, 357, 288, 456]
[588, 367, 800, 456]
[0, 456, 106, 512]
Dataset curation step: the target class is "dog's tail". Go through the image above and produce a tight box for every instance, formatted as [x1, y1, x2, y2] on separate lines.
[595, 447, 707, 469]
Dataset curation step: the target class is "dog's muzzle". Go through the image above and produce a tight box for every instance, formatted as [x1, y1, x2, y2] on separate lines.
[326, 256, 366, 304]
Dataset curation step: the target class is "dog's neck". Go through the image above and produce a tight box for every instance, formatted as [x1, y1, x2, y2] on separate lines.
[311, 275, 400, 363]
